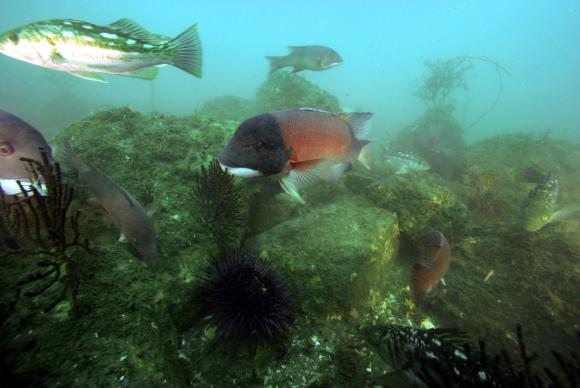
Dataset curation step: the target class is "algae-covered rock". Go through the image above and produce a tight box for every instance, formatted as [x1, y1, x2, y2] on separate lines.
[255, 72, 341, 112]
[199, 95, 256, 121]
[246, 197, 399, 318]
[54, 107, 240, 258]
[395, 108, 465, 179]
[344, 171, 469, 247]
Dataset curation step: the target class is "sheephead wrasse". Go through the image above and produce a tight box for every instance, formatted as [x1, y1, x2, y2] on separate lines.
[218, 108, 373, 204]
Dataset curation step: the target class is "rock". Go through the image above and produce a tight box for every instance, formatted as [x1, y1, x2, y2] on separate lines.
[255, 72, 341, 112]
[344, 172, 470, 248]
[246, 196, 399, 318]
[199, 95, 256, 121]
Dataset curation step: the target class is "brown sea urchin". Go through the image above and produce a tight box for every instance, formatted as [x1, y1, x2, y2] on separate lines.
[191, 252, 296, 350]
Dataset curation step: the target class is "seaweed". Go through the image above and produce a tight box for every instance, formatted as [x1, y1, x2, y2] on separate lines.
[191, 159, 245, 251]
[415, 55, 510, 130]
[0, 150, 89, 313]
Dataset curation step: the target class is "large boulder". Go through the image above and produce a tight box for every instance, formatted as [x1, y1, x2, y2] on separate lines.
[246, 196, 399, 318]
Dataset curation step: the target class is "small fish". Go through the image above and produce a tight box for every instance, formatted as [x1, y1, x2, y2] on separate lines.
[218, 108, 373, 204]
[385, 150, 430, 174]
[61, 140, 157, 263]
[0, 110, 52, 195]
[266, 45, 342, 74]
[362, 324, 504, 387]
[411, 231, 451, 301]
[0, 18, 202, 82]
[522, 173, 559, 232]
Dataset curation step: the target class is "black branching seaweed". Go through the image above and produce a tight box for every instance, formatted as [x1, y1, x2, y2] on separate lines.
[363, 323, 579, 388]
[190, 252, 296, 353]
[0, 150, 89, 312]
[191, 159, 244, 250]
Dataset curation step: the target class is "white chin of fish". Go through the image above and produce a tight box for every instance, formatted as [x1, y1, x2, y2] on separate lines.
[327, 62, 342, 68]
[0, 179, 47, 196]
[218, 163, 262, 178]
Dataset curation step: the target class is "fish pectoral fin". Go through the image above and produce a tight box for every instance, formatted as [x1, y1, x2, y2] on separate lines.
[120, 66, 159, 80]
[68, 71, 108, 83]
[280, 177, 306, 205]
[118, 233, 128, 243]
[279, 160, 343, 204]
[551, 206, 580, 223]
[107, 18, 166, 44]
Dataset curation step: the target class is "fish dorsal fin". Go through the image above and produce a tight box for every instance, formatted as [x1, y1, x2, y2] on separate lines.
[338, 112, 374, 141]
[297, 107, 331, 114]
[288, 46, 307, 52]
[119, 188, 135, 208]
[107, 18, 165, 44]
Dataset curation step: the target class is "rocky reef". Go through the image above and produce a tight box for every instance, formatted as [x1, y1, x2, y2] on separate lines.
[1, 81, 579, 386]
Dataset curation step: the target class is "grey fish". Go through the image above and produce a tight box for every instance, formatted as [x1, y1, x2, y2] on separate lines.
[384, 150, 430, 174]
[0, 110, 52, 195]
[62, 140, 157, 263]
[0, 18, 202, 82]
[266, 45, 342, 74]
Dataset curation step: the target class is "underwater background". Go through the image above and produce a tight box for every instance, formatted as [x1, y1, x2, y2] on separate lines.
[1, 1, 579, 387]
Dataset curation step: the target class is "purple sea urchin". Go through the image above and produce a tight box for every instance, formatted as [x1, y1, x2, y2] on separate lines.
[192, 252, 295, 350]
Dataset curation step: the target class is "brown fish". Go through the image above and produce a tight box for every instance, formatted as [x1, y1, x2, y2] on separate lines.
[411, 231, 451, 301]
[218, 108, 373, 204]
[266, 45, 342, 73]
[62, 140, 157, 263]
[0, 109, 52, 195]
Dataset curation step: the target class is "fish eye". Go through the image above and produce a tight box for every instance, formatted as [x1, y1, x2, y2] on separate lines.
[0, 143, 15, 156]
[542, 215, 549, 221]
[252, 141, 265, 151]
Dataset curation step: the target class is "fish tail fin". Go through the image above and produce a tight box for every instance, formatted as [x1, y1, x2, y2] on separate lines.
[411, 263, 437, 301]
[344, 112, 374, 141]
[168, 24, 202, 78]
[60, 139, 90, 174]
[266, 56, 286, 74]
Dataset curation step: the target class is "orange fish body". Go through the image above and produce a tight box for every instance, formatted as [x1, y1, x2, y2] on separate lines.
[411, 231, 451, 301]
[274, 110, 362, 170]
[218, 109, 373, 204]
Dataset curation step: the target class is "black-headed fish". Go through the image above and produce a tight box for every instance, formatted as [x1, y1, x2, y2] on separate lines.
[0, 109, 52, 195]
[0, 18, 201, 82]
[411, 231, 450, 301]
[266, 45, 342, 74]
[62, 140, 157, 263]
[385, 150, 430, 174]
[218, 108, 373, 204]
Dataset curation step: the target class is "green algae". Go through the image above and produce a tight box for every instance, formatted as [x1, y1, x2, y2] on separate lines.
[255, 72, 341, 112]
[1, 94, 579, 386]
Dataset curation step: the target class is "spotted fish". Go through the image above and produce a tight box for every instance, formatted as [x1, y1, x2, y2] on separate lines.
[0, 18, 202, 82]
[362, 324, 511, 387]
